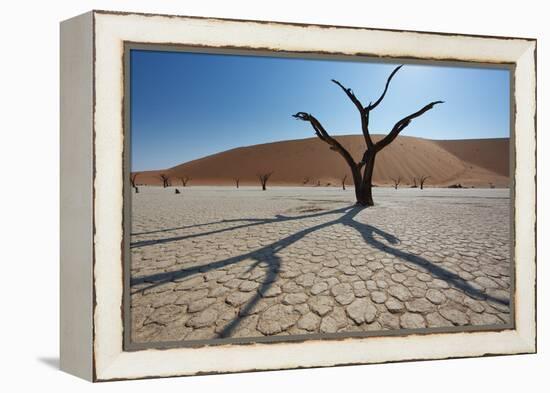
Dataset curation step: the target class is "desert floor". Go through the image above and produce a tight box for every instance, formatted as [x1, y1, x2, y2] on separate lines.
[129, 186, 512, 344]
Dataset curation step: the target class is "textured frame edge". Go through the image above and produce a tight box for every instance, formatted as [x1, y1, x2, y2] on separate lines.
[59, 11, 95, 381]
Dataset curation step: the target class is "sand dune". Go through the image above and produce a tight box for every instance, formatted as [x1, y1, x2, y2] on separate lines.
[433, 138, 509, 177]
[134, 135, 510, 188]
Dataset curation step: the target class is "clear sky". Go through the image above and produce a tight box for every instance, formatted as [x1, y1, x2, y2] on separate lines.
[130, 49, 510, 171]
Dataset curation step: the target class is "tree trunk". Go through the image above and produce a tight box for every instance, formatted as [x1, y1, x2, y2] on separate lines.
[354, 182, 374, 206]
[262, 183, 266, 191]
[351, 152, 375, 206]
[348, 152, 376, 207]
[362, 155, 376, 206]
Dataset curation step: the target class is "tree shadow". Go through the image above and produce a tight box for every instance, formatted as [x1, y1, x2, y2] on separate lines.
[132, 206, 354, 338]
[130, 206, 352, 249]
[131, 217, 273, 237]
[340, 214, 508, 305]
[131, 204, 509, 340]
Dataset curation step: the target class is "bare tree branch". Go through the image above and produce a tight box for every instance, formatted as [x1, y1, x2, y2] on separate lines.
[420, 175, 430, 190]
[367, 64, 403, 111]
[331, 79, 364, 113]
[292, 112, 358, 169]
[331, 79, 374, 148]
[357, 150, 371, 170]
[179, 176, 190, 187]
[376, 101, 444, 151]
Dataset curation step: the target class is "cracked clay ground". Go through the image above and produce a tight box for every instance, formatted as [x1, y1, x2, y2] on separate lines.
[129, 187, 511, 344]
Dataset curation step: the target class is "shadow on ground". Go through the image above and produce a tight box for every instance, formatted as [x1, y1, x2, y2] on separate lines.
[37, 357, 59, 370]
[131, 205, 509, 338]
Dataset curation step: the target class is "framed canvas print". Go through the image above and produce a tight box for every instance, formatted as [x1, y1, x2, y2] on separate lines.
[60, 10, 537, 381]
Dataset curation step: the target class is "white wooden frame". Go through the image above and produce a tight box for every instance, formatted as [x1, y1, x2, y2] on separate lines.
[60, 10, 536, 381]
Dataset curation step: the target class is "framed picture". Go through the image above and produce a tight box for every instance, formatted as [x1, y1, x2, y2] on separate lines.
[60, 10, 536, 381]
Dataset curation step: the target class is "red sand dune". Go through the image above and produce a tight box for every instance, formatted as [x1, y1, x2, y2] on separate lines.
[134, 135, 510, 188]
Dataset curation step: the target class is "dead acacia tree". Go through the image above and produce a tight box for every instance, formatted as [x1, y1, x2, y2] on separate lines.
[302, 177, 310, 185]
[411, 177, 418, 188]
[342, 174, 347, 190]
[293, 65, 443, 206]
[130, 173, 139, 193]
[179, 176, 190, 187]
[391, 176, 401, 190]
[159, 173, 169, 188]
[257, 172, 273, 191]
[234, 177, 240, 188]
[419, 175, 430, 190]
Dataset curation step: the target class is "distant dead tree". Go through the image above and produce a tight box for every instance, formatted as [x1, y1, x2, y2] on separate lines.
[159, 173, 169, 188]
[234, 178, 240, 188]
[419, 175, 430, 190]
[302, 177, 310, 185]
[316, 180, 321, 187]
[489, 182, 495, 189]
[179, 176, 190, 187]
[342, 174, 347, 190]
[257, 172, 273, 191]
[391, 177, 401, 190]
[175, 189, 181, 194]
[293, 65, 443, 206]
[411, 177, 418, 188]
[130, 173, 139, 193]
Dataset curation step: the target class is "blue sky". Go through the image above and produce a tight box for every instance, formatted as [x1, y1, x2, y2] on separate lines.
[130, 49, 510, 171]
